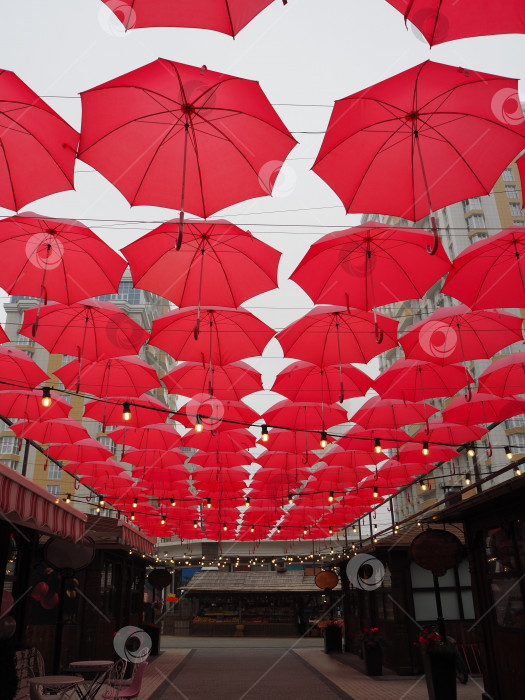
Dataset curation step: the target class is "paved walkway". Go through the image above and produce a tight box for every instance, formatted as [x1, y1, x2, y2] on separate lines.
[138, 638, 485, 700]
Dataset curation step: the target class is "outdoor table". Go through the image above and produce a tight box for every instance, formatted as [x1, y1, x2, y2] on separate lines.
[28, 675, 85, 697]
[68, 661, 114, 700]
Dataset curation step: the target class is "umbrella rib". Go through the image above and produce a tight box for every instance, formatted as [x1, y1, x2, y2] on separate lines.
[0, 137, 18, 210]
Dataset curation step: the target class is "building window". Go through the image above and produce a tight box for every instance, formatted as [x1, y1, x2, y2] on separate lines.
[506, 185, 519, 199]
[462, 197, 482, 213]
[0, 436, 18, 454]
[510, 202, 523, 216]
[466, 214, 486, 231]
[509, 434, 525, 451]
[411, 560, 474, 621]
[502, 168, 515, 182]
[97, 281, 143, 305]
[513, 220, 525, 226]
[47, 463, 62, 480]
[15, 334, 35, 348]
[46, 484, 61, 497]
[470, 232, 489, 243]
[98, 435, 116, 454]
[506, 416, 525, 429]
[1, 460, 18, 471]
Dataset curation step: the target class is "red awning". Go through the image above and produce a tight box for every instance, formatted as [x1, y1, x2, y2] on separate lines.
[0, 461, 86, 541]
[120, 520, 155, 556]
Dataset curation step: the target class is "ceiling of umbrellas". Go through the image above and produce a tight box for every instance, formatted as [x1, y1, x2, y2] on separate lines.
[0, 1, 525, 541]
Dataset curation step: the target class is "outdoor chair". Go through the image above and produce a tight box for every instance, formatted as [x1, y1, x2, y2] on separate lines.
[14, 649, 46, 700]
[106, 650, 150, 692]
[103, 662, 148, 700]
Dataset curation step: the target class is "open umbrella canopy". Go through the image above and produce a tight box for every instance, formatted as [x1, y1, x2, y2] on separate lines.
[442, 392, 525, 425]
[290, 222, 451, 310]
[413, 419, 487, 446]
[271, 361, 372, 404]
[122, 219, 281, 309]
[478, 352, 525, 397]
[263, 400, 348, 431]
[0, 388, 71, 421]
[320, 445, 382, 468]
[78, 59, 296, 238]
[99, 0, 284, 36]
[83, 393, 169, 428]
[175, 395, 260, 432]
[184, 428, 256, 451]
[442, 227, 525, 311]
[396, 442, 459, 464]
[162, 361, 262, 402]
[46, 437, 114, 462]
[312, 60, 525, 252]
[0, 215, 127, 305]
[0, 345, 48, 390]
[54, 355, 161, 397]
[190, 451, 253, 469]
[351, 396, 438, 429]
[63, 460, 124, 479]
[121, 448, 187, 468]
[276, 306, 399, 366]
[255, 427, 334, 452]
[399, 305, 524, 366]
[336, 426, 411, 452]
[108, 423, 182, 450]
[373, 359, 473, 402]
[10, 417, 90, 444]
[20, 300, 149, 361]
[149, 306, 275, 365]
[385, 0, 525, 46]
[0, 70, 78, 211]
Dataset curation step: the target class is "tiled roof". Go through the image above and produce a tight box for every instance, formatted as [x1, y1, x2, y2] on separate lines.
[179, 570, 341, 593]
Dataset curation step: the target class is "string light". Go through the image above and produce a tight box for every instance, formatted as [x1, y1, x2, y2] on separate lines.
[422, 441, 429, 456]
[195, 414, 204, 432]
[303, 526, 308, 535]
[421, 481, 428, 491]
[193, 520, 198, 529]
[133, 498, 138, 508]
[373, 485, 379, 498]
[41, 387, 52, 407]
[288, 493, 293, 504]
[514, 465, 522, 476]
[320, 431, 328, 449]
[467, 444, 476, 457]
[505, 446, 513, 460]
[250, 525, 255, 533]
[223, 523, 227, 532]
[170, 498, 175, 506]
[65, 494, 71, 504]
[374, 438, 382, 454]
[122, 402, 132, 421]
[130, 512, 135, 521]
[328, 491, 334, 503]
[99, 496, 105, 507]
[465, 473, 471, 486]
[261, 424, 269, 442]
[328, 526, 333, 535]
[352, 525, 357, 533]
[160, 514, 166, 525]
[206, 498, 211, 508]
[245, 497, 251, 507]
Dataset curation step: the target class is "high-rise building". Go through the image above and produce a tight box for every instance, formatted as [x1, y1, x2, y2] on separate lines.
[362, 156, 525, 521]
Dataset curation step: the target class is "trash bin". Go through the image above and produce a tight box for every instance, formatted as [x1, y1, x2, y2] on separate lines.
[142, 624, 160, 656]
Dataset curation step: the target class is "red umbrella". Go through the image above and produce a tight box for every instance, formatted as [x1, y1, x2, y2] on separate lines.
[54, 355, 160, 397]
[442, 227, 525, 311]
[81, 474, 135, 494]
[64, 460, 124, 479]
[122, 219, 280, 334]
[83, 393, 169, 428]
[256, 450, 320, 471]
[255, 427, 333, 452]
[108, 423, 182, 450]
[122, 448, 187, 468]
[291, 223, 450, 312]
[337, 426, 411, 452]
[190, 451, 253, 469]
[312, 61, 525, 254]
[399, 306, 524, 387]
[150, 307, 274, 365]
[46, 438, 114, 462]
[78, 59, 296, 247]
[10, 417, 90, 444]
[20, 300, 149, 361]
[162, 361, 262, 402]
[276, 306, 399, 366]
[99, 0, 285, 36]
[442, 392, 525, 426]
[271, 361, 372, 404]
[134, 466, 190, 484]
[0, 388, 70, 421]
[175, 395, 260, 431]
[184, 429, 256, 451]
[0, 216, 127, 306]
[374, 359, 472, 402]
[396, 443, 459, 464]
[478, 353, 525, 397]
[263, 400, 348, 431]
[385, 0, 525, 46]
[413, 419, 487, 446]
[321, 446, 382, 468]
[351, 396, 438, 430]
[0, 346, 48, 390]
[308, 465, 372, 488]
[0, 70, 78, 211]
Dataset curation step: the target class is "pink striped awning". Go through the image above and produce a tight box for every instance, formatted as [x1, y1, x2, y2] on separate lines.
[120, 520, 155, 555]
[0, 461, 86, 541]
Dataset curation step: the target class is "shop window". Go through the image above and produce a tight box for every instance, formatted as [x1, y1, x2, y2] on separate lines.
[410, 560, 474, 622]
[486, 522, 525, 629]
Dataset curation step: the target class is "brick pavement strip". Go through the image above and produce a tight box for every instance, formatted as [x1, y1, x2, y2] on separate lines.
[138, 650, 191, 700]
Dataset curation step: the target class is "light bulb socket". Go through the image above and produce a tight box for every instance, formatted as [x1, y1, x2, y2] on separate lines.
[422, 440, 429, 456]
[328, 491, 334, 503]
[261, 424, 269, 442]
[65, 494, 71, 504]
[374, 437, 382, 454]
[122, 402, 132, 421]
[42, 386, 52, 407]
[170, 498, 175, 506]
[505, 446, 513, 460]
[245, 497, 250, 507]
[195, 414, 204, 432]
[133, 498, 138, 508]
[467, 445, 476, 457]
[206, 498, 211, 508]
[465, 473, 471, 486]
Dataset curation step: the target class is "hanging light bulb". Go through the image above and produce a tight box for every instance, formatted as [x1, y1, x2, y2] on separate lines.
[277, 526, 281, 533]
[130, 512, 135, 521]
[328, 526, 333, 535]
[122, 402, 132, 421]
[374, 437, 382, 454]
[320, 431, 328, 449]
[41, 387, 52, 407]
[65, 494, 71, 504]
[170, 498, 175, 506]
[421, 481, 427, 491]
[132, 497, 138, 509]
[328, 491, 334, 503]
[514, 465, 522, 476]
[467, 444, 476, 457]
[96, 506, 101, 514]
[505, 446, 513, 460]
[245, 497, 251, 508]
[99, 496, 105, 507]
[288, 493, 293, 504]
[195, 414, 204, 432]
[465, 473, 471, 486]
[223, 523, 227, 532]
[261, 424, 269, 442]
[422, 440, 430, 456]
[193, 520, 198, 529]
[303, 526, 308, 535]
[352, 525, 357, 533]
[206, 498, 211, 508]
[161, 514, 166, 525]
[250, 525, 255, 533]
[374, 523, 378, 530]
[373, 485, 379, 498]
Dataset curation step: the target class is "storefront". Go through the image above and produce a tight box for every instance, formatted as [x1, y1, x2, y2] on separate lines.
[178, 570, 338, 637]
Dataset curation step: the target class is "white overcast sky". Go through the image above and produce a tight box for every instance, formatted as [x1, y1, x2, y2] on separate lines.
[1, 0, 525, 414]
